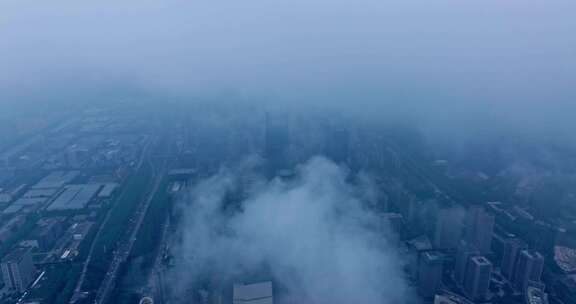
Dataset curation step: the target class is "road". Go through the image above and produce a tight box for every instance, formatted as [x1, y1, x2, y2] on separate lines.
[78, 135, 167, 303]
[384, 138, 458, 204]
[70, 137, 155, 304]
[146, 214, 171, 304]
[94, 154, 167, 304]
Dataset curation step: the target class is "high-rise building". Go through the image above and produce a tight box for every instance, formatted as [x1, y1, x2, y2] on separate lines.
[1, 247, 36, 293]
[513, 250, 544, 291]
[464, 206, 495, 254]
[455, 241, 479, 286]
[418, 251, 444, 299]
[500, 237, 527, 280]
[463, 256, 492, 301]
[433, 207, 464, 250]
[406, 235, 433, 280]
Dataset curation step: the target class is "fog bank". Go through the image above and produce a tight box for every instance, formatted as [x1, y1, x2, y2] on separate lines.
[168, 157, 414, 303]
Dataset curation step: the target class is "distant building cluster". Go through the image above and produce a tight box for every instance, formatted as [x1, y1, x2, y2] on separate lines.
[0, 106, 147, 303]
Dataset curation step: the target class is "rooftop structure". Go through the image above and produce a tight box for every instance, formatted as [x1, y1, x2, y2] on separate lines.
[168, 168, 196, 179]
[233, 281, 274, 304]
[97, 183, 119, 198]
[22, 188, 60, 199]
[525, 283, 549, 304]
[32, 171, 80, 190]
[434, 292, 475, 304]
[139, 296, 154, 304]
[3, 197, 47, 214]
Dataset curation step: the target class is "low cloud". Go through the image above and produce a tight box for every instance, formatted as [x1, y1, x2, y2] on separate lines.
[167, 157, 415, 303]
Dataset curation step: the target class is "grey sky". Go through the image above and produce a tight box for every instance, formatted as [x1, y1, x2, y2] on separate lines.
[1, 0, 575, 139]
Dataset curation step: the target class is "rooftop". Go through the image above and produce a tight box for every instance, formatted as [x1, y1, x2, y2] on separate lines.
[22, 188, 60, 199]
[526, 285, 549, 304]
[97, 183, 119, 198]
[2, 247, 31, 263]
[3, 197, 47, 214]
[423, 251, 444, 262]
[471, 256, 491, 265]
[233, 281, 273, 304]
[407, 235, 433, 251]
[32, 171, 80, 190]
[434, 292, 474, 304]
[47, 184, 102, 210]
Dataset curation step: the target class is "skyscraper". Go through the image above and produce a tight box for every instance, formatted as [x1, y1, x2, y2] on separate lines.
[463, 256, 492, 301]
[513, 250, 544, 291]
[530, 221, 565, 257]
[464, 206, 495, 254]
[418, 251, 444, 299]
[433, 207, 464, 250]
[500, 237, 527, 280]
[1, 247, 36, 293]
[455, 241, 479, 286]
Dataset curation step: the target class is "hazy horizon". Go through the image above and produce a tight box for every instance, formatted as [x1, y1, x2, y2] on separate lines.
[1, 0, 575, 144]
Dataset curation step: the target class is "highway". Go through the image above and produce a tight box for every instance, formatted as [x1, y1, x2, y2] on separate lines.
[70, 137, 155, 304]
[146, 218, 170, 304]
[90, 135, 168, 304]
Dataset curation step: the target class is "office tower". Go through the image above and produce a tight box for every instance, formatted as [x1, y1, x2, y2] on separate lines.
[418, 251, 444, 299]
[464, 256, 492, 301]
[501, 237, 527, 280]
[1, 247, 36, 293]
[433, 207, 464, 249]
[455, 241, 479, 286]
[406, 235, 433, 280]
[513, 250, 545, 291]
[464, 206, 495, 254]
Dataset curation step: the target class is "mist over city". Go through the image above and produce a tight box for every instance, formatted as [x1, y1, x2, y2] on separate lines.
[1, 1, 575, 304]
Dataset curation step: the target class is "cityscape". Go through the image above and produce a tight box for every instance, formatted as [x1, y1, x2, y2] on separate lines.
[1, 102, 576, 304]
[1, 1, 576, 304]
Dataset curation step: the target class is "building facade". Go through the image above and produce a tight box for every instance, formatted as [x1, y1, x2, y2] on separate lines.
[1, 247, 36, 293]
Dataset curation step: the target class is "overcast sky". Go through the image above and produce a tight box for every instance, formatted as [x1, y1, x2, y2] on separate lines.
[1, 0, 575, 139]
